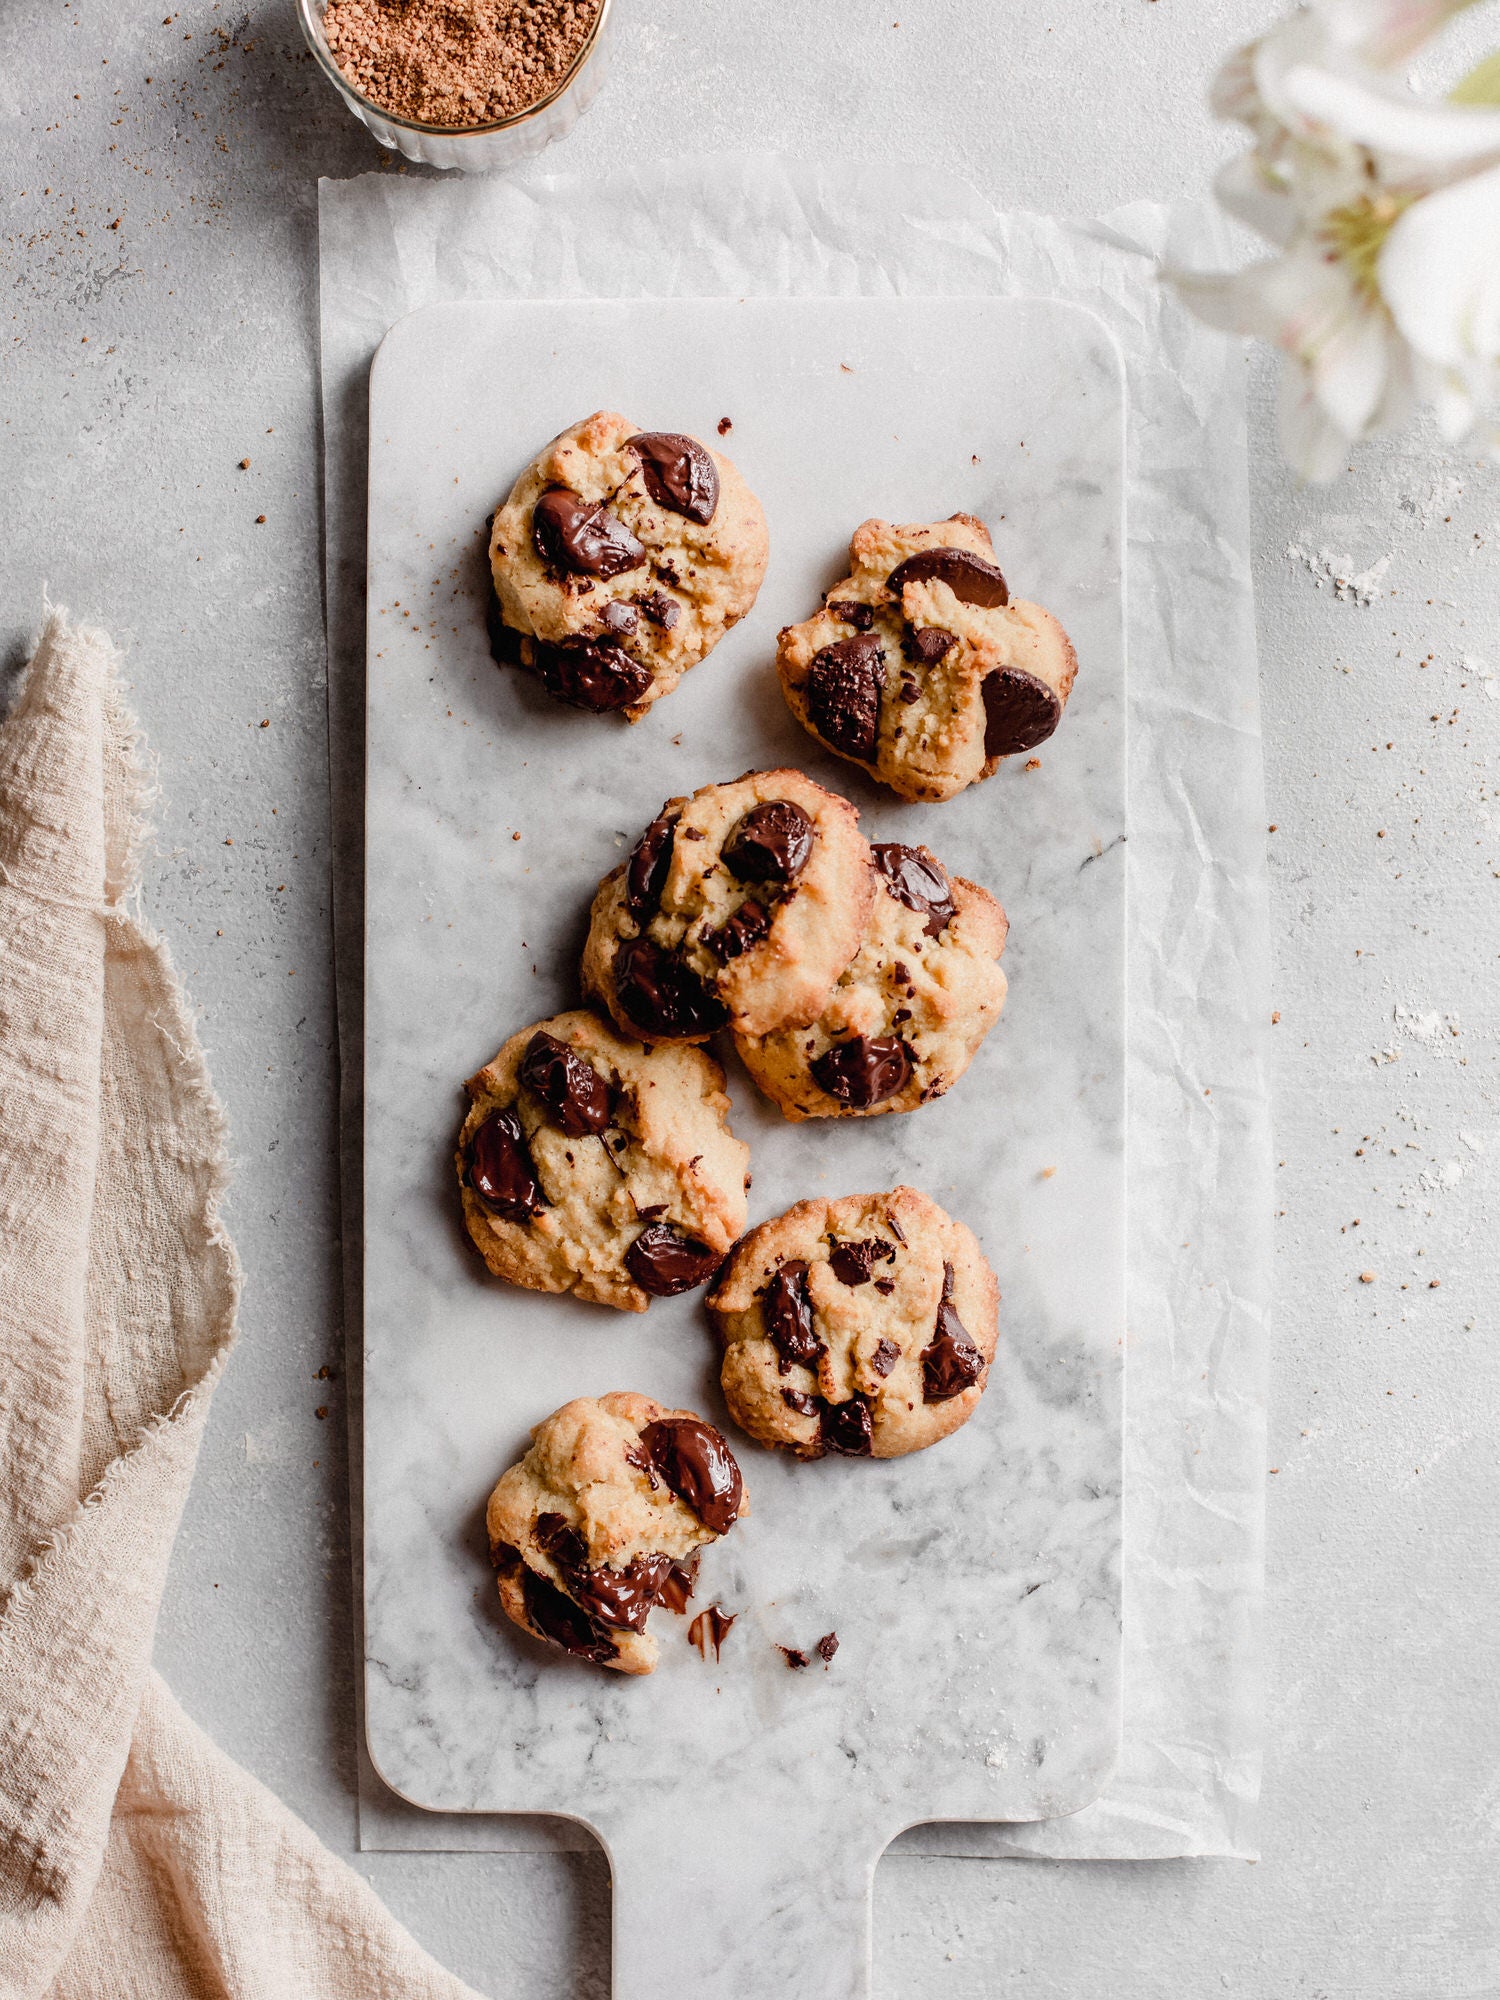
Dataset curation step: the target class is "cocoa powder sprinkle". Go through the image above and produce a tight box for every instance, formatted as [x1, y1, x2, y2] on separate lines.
[323, 0, 600, 128]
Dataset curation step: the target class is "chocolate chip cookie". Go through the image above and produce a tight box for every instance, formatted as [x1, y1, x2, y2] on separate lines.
[487, 1392, 747, 1674]
[581, 769, 875, 1045]
[709, 1187, 998, 1460]
[489, 411, 769, 721]
[457, 1009, 749, 1312]
[734, 842, 1007, 1119]
[777, 514, 1077, 801]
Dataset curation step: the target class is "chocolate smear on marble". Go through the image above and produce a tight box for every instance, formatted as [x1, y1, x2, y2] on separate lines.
[688, 1604, 736, 1661]
[657, 1552, 701, 1615]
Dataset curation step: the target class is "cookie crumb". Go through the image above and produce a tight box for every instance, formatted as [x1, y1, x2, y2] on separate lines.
[816, 1632, 839, 1663]
[717, 416, 732, 435]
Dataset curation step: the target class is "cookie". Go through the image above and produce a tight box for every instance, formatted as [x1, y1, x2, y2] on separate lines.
[734, 842, 1007, 1119]
[581, 769, 875, 1045]
[708, 1187, 998, 1460]
[776, 514, 1077, 802]
[489, 411, 769, 721]
[487, 1392, 747, 1674]
[457, 1009, 749, 1312]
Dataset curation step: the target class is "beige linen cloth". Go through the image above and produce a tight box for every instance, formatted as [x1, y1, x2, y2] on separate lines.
[0, 612, 481, 2000]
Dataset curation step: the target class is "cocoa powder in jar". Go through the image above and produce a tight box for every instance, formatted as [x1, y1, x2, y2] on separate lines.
[323, 0, 601, 128]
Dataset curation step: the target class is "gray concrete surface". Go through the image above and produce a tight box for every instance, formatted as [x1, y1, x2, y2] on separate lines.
[3, 1, 1498, 1993]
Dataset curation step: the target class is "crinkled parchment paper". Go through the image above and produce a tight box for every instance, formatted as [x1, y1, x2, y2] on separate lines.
[318, 157, 1269, 1863]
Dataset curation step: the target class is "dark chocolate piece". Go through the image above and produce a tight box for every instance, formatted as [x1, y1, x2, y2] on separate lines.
[657, 1552, 701, 1615]
[902, 624, 958, 666]
[810, 1034, 913, 1108]
[625, 1224, 722, 1297]
[981, 666, 1063, 757]
[722, 800, 815, 885]
[921, 1261, 987, 1402]
[468, 1108, 545, 1222]
[828, 1238, 895, 1287]
[762, 1260, 825, 1374]
[600, 599, 639, 636]
[486, 588, 524, 666]
[825, 598, 875, 631]
[629, 432, 720, 524]
[490, 1540, 524, 1577]
[636, 589, 680, 629]
[870, 1338, 901, 1377]
[532, 485, 645, 579]
[887, 545, 1009, 607]
[701, 897, 771, 964]
[781, 1387, 820, 1416]
[871, 842, 957, 938]
[779, 1645, 810, 1669]
[641, 1417, 744, 1535]
[626, 811, 678, 918]
[519, 1032, 612, 1137]
[533, 1512, 587, 1574]
[806, 632, 884, 763]
[688, 1604, 736, 1661]
[816, 1632, 839, 1663]
[819, 1395, 874, 1457]
[572, 1552, 673, 1633]
[614, 938, 728, 1038]
[519, 1566, 617, 1664]
[534, 636, 653, 713]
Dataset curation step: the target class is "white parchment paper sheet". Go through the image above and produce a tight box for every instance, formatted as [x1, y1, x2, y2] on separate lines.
[318, 157, 1270, 1864]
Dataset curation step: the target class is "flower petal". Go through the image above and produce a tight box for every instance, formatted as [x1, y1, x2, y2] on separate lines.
[1278, 358, 1359, 481]
[1283, 62, 1500, 163]
[1310, 0, 1484, 69]
[1214, 151, 1300, 246]
[1380, 163, 1500, 365]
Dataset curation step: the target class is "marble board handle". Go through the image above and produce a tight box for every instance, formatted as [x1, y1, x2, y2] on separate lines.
[604, 1807, 882, 1997]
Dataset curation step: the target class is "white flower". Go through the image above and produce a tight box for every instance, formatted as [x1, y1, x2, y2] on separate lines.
[1170, 0, 1500, 479]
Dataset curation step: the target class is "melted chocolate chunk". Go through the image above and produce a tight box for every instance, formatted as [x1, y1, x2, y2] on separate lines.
[624, 1441, 658, 1489]
[486, 588, 524, 667]
[701, 897, 771, 964]
[572, 1552, 673, 1633]
[640, 1417, 744, 1535]
[826, 598, 875, 631]
[688, 1604, 736, 1661]
[722, 800, 815, 885]
[902, 624, 958, 667]
[982, 666, 1063, 758]
[828, 1238, 896, 1287]
[819, 1395, 874, 1457]
[921, 1261, 987, 1402]
[806, 632, 884, 762]
[870, 1337, 901, 1377]
[887, 545, 1009, 608]
[810, 1034, 913, 1108]
[519, 1566, 617, 1664]
[625, 811, 678, 918]
[534, 636, 653, 713]
[762, 1260, 825, 1373]
[533, 1512, 587, 1574]
[600, 599, 639, 636]
[657, 1552, 701, 1616]
[625, 1224, 722, 1297]
[629, 432, 720, 524]
[614, 938, 728, 1038]
[636, 589, 680, 629]
[468, 1108, 545, 1222]
[532, 485, 645, 579]
[519, 1032, 612, 1137]
[491, 1540, 524, 1577]
[871, 842, 957, 938]
[817, 1631, 839, 1663]
[781, 1387, 820, 1416]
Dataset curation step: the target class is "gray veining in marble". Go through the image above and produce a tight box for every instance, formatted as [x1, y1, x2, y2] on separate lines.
[361, 295, 1125, 1996]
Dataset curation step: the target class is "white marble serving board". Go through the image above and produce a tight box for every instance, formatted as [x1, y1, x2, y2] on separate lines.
[363, 296, 1126, 1998]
